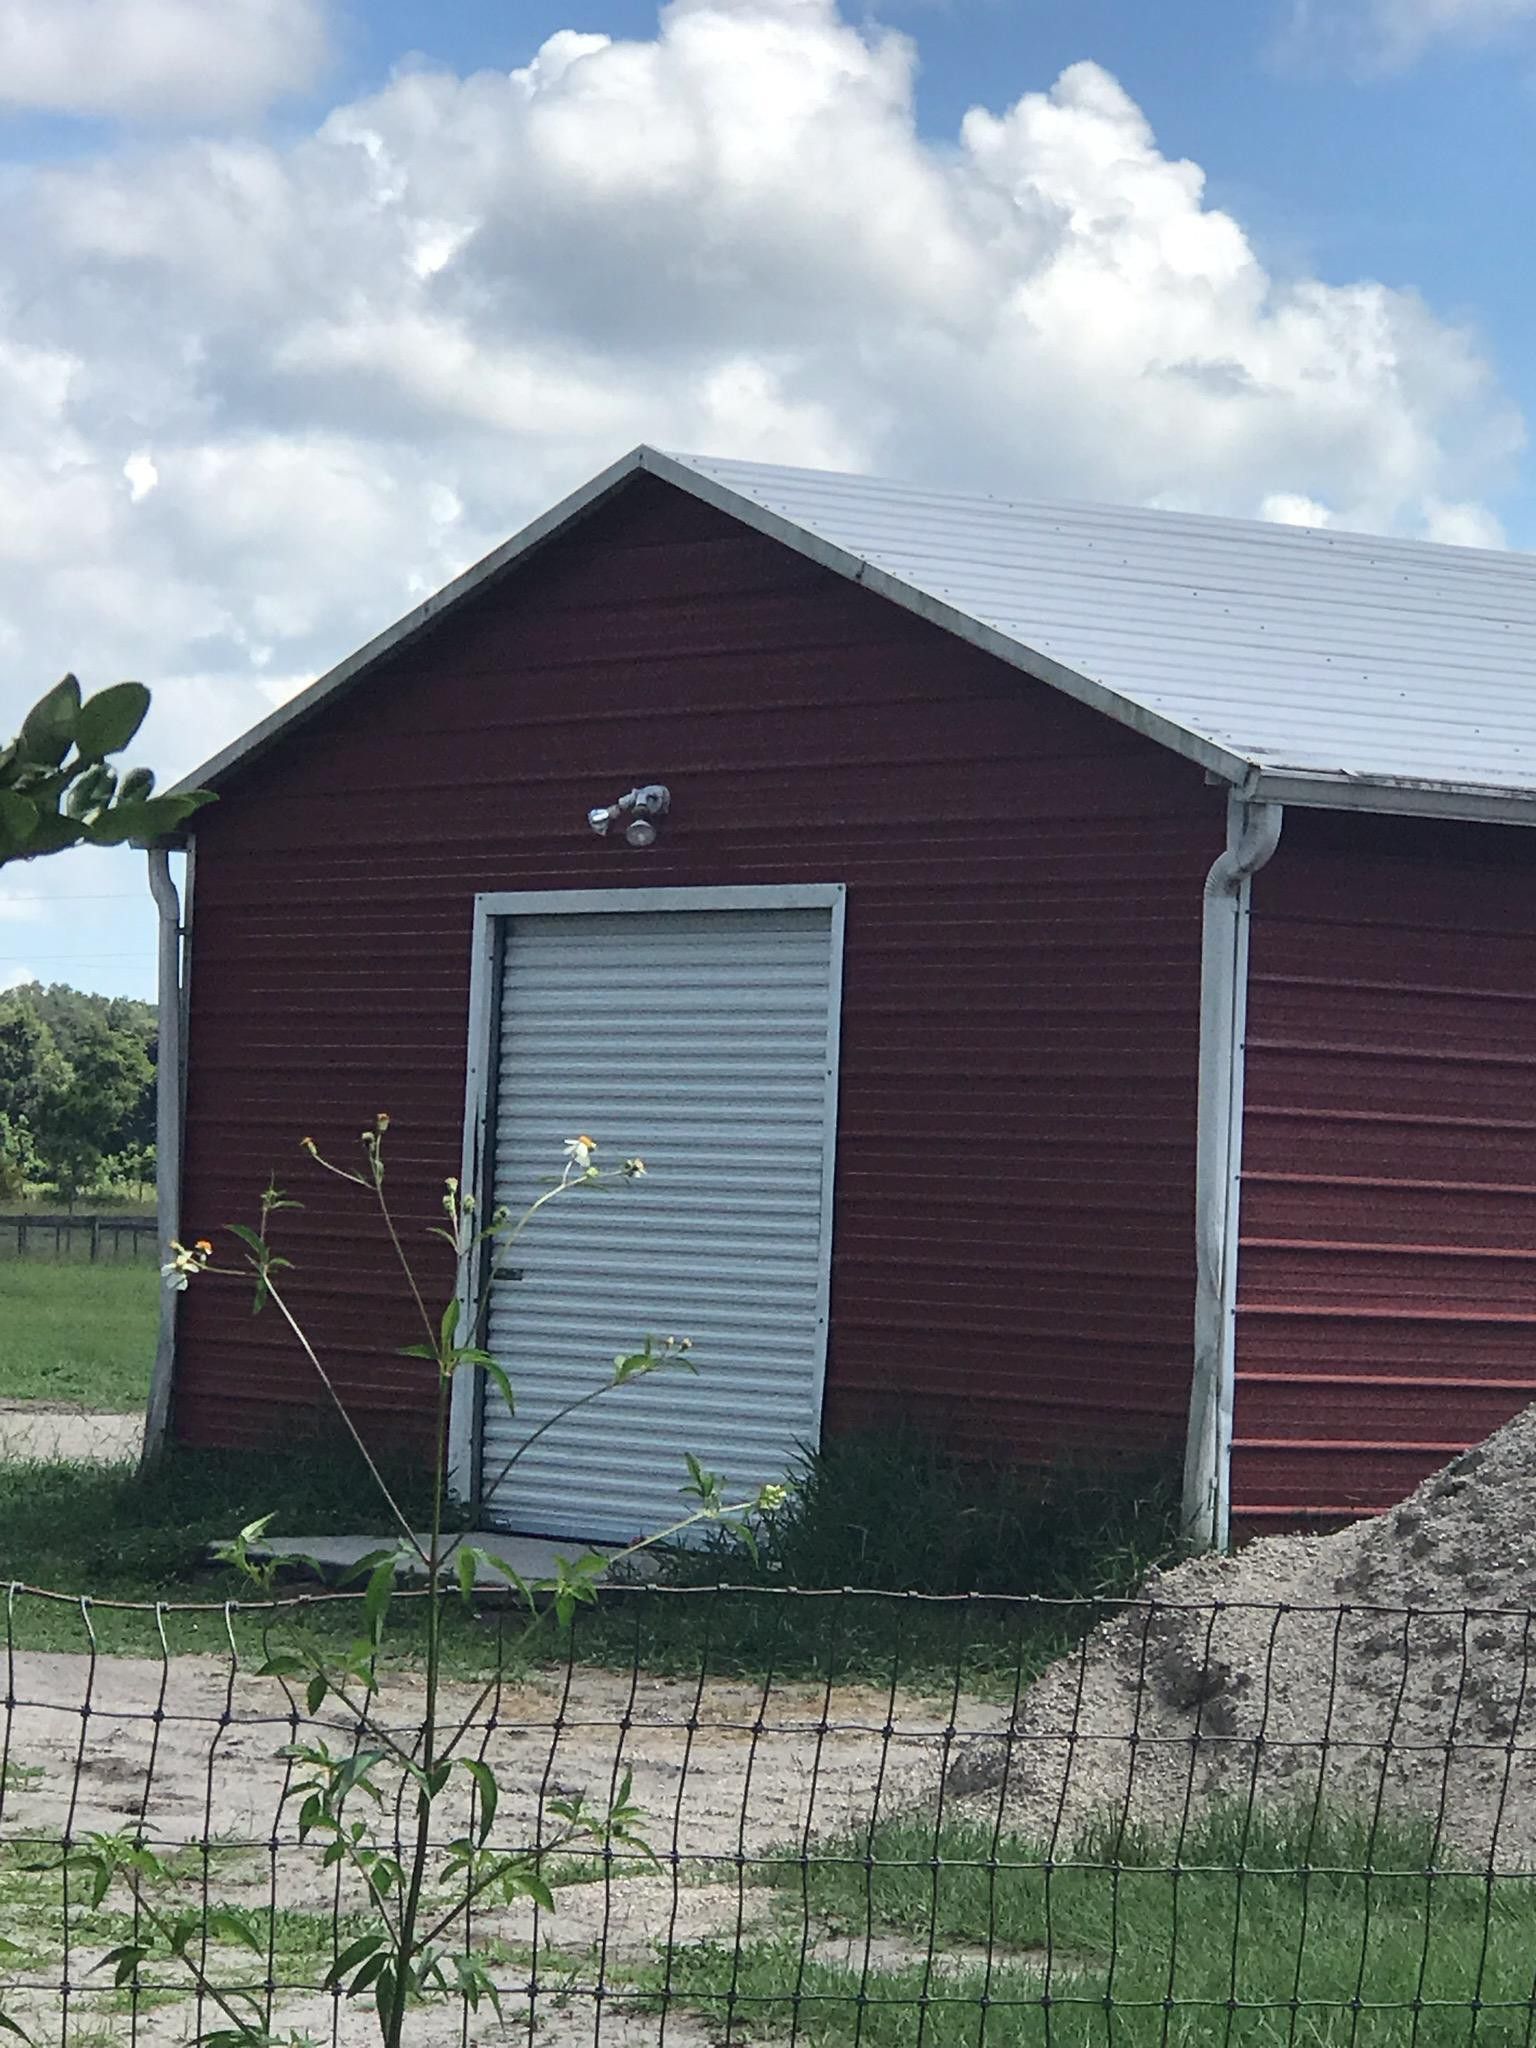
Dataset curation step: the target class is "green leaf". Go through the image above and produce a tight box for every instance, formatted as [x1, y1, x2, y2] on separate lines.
[206, 1910, 265, 1955]
[82, 790, 214, 845]
[305, 1671, 329, 1718]
[0, 791, 38, 854]
[456, 1544, 479, 1607]
[18, 676, 80, 766]
[463, 1757, 498, 1844]
[397, 1343, 437, 1360]
[440, 1297, 461, 1355]
[482, 1359, 516, 1417]
[362, 1554, 397, 1640]
[255, 1652, 305, 1679]
[96, 1943, 152, 1989]
[64, 762, 115, 819]
[73, 681, 150, 761]
[477, 1547, 534, 1611]
[118, 765, 155, 802]
[510, 1865, 556, 1913]
[324, 1932, 386, 1990]
[9, 811, 80, 859]
[338, 1545, 397, 1584]
[547, 1549, 607, 1630]
[0, 2013, 28, 2042]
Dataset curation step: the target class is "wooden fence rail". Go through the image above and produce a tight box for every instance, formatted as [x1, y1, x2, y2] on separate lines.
[0, 1214, 159, 1261]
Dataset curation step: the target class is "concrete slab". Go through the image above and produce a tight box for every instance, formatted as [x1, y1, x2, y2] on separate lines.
[245, 1530, 654, 1590]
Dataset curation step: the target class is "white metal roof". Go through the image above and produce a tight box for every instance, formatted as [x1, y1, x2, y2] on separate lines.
[175, 445, 1536, 824]
[672, 452, 1536, 819]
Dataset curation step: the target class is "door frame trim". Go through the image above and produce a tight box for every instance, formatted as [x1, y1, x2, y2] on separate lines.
[446, 882, 849, 1513]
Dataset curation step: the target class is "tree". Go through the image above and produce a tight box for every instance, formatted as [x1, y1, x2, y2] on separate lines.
[30, 1013, 152, 1207]
[0, 1111, 42, 1201]
[0, 994, 72, 1131]
[0, 675, 212, 867]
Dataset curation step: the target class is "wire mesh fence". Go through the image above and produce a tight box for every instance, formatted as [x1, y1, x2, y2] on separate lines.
[5, 1580, 1536, 2044]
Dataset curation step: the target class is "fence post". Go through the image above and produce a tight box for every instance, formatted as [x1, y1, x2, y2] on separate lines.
[90, 1217, 100, 1262]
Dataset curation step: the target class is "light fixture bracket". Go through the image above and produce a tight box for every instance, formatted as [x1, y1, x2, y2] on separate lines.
[587, 784, 671, 843]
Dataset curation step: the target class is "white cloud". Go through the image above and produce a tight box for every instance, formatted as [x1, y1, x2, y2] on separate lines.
[123, 451, 158, 502]
[0, 0, 329, 121]
[1283, 0, 1536, 68]
[0, 967, 35, 990]
[1423, 497, 1508, 548]
[1260, 493, 1334, 527]
[0, 0, 1524, 948]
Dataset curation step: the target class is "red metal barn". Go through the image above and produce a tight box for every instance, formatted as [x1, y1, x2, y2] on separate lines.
[146, 450, 1536, 1548]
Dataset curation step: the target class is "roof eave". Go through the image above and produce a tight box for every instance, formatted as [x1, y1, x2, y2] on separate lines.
[1245, 768, 1536, 828]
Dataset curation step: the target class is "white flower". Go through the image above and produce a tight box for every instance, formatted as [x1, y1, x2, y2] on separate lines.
[621, 1156, 646, 1180]
[563, 1134, 597, 1172]
[160, 1239, 212, 1291]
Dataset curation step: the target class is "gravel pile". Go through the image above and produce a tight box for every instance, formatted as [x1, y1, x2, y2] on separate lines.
[954, 1404, 1536, 1866]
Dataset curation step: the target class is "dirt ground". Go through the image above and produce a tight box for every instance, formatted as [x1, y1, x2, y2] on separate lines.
[0, 1399, 141, 1464]
[1, 1648, 1010, 2045]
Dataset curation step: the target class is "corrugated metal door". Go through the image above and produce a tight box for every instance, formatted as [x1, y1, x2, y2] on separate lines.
[479, 893, 844, 1542]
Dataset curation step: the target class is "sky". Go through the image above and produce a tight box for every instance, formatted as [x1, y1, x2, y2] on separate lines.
[3, 0, 1535, 1001]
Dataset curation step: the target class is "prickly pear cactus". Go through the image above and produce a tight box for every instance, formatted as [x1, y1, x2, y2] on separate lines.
[0, 676, 213, 866]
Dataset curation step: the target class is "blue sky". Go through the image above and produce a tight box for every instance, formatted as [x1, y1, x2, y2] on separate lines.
[2, 0, 1533, 999]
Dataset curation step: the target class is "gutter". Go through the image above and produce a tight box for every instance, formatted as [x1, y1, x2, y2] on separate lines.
[1182, 793, 1283, 1552]
[142, 847, 188, 1469]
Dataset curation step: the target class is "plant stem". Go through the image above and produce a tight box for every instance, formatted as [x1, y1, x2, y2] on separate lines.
[260, 1276, 428, 1566]
[372, 1168, 441, 1358]
[120, 1875, 265, 2042]
[379, 1366, 451, 2048]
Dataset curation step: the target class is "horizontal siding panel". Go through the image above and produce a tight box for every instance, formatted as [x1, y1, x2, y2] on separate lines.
[1233, 809, 1536, 1530]
[1235, 1377, 1534, 1444]
[1245, 1106, 1536, 1186]
[174, 472, 1218, 1491]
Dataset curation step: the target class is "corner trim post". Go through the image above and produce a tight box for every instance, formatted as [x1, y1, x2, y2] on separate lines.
[141, 847, 189, 1468]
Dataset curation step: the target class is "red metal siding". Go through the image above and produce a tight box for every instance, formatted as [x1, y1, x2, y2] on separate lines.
[173, 475, 1220, 1474]
[1233, 810, 1536, 1527]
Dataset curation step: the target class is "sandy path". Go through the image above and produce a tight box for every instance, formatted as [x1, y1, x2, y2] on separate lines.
[0, 1400, 141, 1464]
[1, 1650, 1008, 2045]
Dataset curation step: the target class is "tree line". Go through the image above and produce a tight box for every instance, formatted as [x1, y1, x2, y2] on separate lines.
[0, 981, 156, 1205]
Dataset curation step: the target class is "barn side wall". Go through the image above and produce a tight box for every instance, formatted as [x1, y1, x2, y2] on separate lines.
[1233, 808, 1536, 1528]
[172, 475, 1221, 1478]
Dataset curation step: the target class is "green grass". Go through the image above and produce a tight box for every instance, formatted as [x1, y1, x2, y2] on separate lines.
[651, 1806, 1536, 2045]
[634, 1431, 1179, 1599]
[0, 1258, 158, 1408]
[599, 1431, 1181, 1689]
[0, 1443, 447, 1662]
[0, 1428, 1180, 1690]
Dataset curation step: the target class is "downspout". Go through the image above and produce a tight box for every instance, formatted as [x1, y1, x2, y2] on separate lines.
[142, 847, 186, 1469]
[1182, 793, 1283, 1552]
